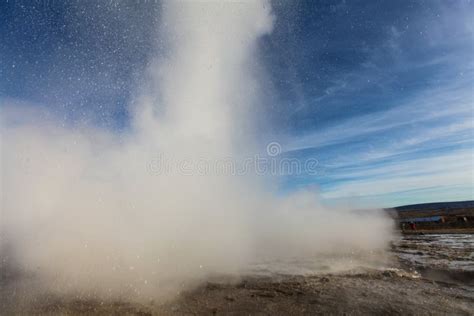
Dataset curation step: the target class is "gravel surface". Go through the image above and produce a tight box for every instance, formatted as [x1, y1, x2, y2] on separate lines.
[1, 234, 473, 315]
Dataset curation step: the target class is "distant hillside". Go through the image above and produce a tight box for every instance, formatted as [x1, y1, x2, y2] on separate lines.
[387, 200, 474, 221]
[386, 200, 474, 232]
[394, 200, 474, 212]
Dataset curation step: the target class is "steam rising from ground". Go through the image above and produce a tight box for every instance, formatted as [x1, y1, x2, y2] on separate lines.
[1, 1, 394, 301]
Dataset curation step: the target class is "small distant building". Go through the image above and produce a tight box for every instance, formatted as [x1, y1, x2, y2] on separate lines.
[399, 216, 442, 223]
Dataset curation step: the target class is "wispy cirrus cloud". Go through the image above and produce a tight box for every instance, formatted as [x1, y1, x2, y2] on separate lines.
[276, 1, 474, 207]
[281, 76, 473, 207]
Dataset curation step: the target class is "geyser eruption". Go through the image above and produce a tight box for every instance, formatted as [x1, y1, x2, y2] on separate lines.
[1, 1, 394, 301]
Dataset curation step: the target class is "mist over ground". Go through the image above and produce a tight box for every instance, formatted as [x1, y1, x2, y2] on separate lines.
[0, 1, 394, 302]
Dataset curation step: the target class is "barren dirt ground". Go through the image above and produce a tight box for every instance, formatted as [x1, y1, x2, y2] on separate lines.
[2, 235, 473, 315]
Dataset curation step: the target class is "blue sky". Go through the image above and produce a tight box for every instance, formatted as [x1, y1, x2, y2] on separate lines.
[1, 0, 473, 207]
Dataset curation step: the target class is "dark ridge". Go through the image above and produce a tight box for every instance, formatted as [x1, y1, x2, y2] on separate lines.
[392, 200, 474, 212]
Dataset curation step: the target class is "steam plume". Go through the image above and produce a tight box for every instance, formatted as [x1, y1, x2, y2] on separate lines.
[0, 1, 394, 302]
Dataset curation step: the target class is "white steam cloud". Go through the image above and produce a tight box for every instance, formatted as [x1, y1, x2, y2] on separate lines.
[1, 1, 394, 302]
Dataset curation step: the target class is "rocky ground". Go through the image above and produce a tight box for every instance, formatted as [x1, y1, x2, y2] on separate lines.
[154, 270, 473, 315]
[2, 270, 473, 315]
[1, 235, 473, 315]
